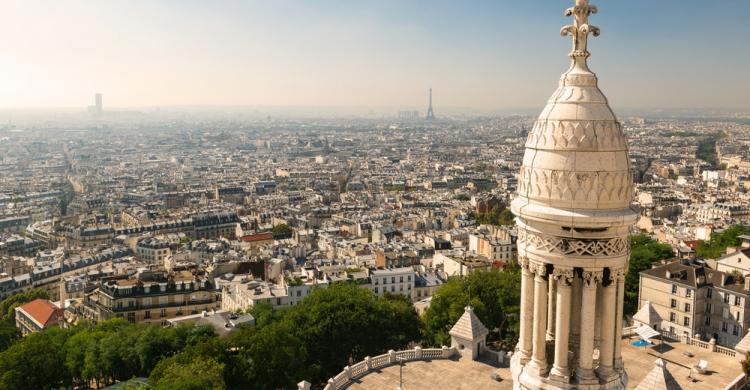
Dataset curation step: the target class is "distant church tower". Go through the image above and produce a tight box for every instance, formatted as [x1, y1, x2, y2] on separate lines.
[510, 1, 636, 389]
[425, 88, 435, 120]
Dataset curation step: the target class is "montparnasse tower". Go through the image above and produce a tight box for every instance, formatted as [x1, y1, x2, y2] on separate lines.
[510, 1, 636, 389]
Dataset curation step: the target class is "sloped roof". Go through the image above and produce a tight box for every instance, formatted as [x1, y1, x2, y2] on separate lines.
[634, 301, 662, 326]
[449, 306, 488, 341]
[634, 359, 682, 390]
[16, 299, 61, 328]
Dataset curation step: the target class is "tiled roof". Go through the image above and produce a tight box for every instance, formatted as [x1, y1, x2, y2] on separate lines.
[16, 299, 61, 328]
[449, 306, 488, 341]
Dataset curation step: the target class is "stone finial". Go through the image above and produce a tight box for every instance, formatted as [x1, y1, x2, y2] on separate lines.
[560, 0, 600, 62]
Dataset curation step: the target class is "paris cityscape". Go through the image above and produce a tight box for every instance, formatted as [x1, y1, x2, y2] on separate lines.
[1, 1, 750, 389]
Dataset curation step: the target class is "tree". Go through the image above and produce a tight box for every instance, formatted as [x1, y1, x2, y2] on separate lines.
[625, 235, 675, 315]
[0, 289, 50, 351]
[0, 328, 71, 389]
[422, 268, 521, 349]
[696, 225, 750, 259]
[152, 357, 226, 390]
[271, 223, 293, 239]
[474, 206, 514, 226]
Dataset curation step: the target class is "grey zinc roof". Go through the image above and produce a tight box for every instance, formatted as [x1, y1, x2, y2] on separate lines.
[449, 306, 488, 342]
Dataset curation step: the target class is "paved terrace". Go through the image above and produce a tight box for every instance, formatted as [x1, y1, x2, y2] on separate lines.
[347, 355, 512, 390]
[621, 336, 744, 390]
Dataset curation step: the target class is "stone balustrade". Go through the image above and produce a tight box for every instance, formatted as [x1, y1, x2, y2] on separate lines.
[308, 346, 457, 390]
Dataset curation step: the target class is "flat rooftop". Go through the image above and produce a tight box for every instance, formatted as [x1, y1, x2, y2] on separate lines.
[621, 336, 743, 389]
[348, 356, 511, 390]
[346, 337, 744, 390]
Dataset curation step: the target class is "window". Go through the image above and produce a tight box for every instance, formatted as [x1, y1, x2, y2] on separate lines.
[296, 290, 301, 297]
[671, 299, 677, 308]
[672, 285, 678, 294]
[705, 317, 711, 326]
[736, 311, 741, 321]
[669, 312, 676, 322]
[374, 287, 379, 294]
[160, 309, 167, 318]
[144, 311, 151, 319]
[374, 279, 378, 285]
[706, 303, 713, 314]
[733, 325, 740, 336]
[686, 289, 692, 298]
[683, 317, 690, 326]
[722, 322, 729, 332]
[391, 277, 395, 283]
[736, 296, 742, 306]
[400, 276, 403, 282]
[707, 289, 713, 298]
[391, 286, 395, 292]
[685, 303, 691, 312]
[383, 278, 387, 285]
[724, 293, 731, 304]
[408, 276, 412, 282]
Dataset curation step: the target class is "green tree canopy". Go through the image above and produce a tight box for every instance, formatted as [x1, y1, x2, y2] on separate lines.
[625, 235, 675, 315]
[271, 223, 293, 239]
[696, 225, 750, 259]
[422, 267, 520, 349]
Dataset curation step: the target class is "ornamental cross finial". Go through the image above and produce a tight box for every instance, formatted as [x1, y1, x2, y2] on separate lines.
[560, 0, 600, 60]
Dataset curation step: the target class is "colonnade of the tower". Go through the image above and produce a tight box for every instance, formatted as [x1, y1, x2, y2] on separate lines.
[516, 258, 626, 387]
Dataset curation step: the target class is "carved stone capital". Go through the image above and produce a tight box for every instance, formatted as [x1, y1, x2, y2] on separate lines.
[552, 267, 575, 286]
[582, 270, 603, 287]
[531, 262, 548, 278]
[520, 257, 532, 274]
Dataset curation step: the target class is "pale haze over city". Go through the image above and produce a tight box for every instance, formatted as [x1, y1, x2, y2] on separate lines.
[1, 2, 750, 390]
[1, 0, 749, 111]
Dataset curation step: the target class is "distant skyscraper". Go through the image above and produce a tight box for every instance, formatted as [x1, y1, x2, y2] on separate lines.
[95, 93, 103, 115]
[425, 88, 435, 120]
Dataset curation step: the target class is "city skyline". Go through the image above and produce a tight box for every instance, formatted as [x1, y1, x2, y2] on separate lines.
[1, 0, 749, 111]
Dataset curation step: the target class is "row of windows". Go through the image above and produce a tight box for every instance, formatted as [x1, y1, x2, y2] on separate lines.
[373, 275, 413, 285]
[672, 284, 744, 306]
[668, 312, 690, 327]
[374, 285, 411, 294]
[670, 299, 691, 312]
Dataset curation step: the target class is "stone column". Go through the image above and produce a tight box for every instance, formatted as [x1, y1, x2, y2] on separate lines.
[613, 268, 626, 370]
[518, 258, 535, 364]
[576, 270, 601, 384]
[550, 268, 573, 381]
[597, 271, 617, 379]
[528, 262, 549, 375]
[547, 277, 557, 340]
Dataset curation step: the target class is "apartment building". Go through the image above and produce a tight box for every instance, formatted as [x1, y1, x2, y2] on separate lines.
[83, 269, 218, 325]
[639, 260, 750, 347]
[369, 267, 415, 299]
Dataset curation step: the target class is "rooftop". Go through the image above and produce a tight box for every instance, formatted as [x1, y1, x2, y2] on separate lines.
[348, 356, 509, 390]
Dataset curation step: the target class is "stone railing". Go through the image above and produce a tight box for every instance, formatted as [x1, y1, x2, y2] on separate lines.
[312, 346, 458, 390]
[715, 345, 737, 358]
[688, 338, 712, 351]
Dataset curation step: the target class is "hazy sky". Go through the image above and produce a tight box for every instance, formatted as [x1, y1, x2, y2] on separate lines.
[1, 0, 749, 111]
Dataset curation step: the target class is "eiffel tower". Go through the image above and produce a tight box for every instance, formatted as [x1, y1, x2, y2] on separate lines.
[425, 88, 435, 120]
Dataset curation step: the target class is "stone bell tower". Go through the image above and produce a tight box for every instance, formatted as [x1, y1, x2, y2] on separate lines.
[509, 1, 637, 389]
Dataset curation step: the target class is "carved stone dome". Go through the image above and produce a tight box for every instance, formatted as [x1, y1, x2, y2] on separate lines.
[511, 22, 636, 232]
